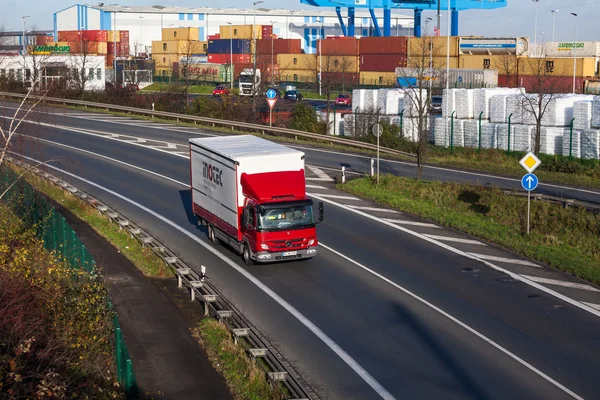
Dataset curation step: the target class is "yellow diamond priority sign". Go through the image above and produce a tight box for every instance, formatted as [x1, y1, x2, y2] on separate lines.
[519, 151, 541, 173]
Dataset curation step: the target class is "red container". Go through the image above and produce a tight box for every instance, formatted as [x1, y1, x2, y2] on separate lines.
[517, 75, 585, 94]
[359, 36, 408, 55]
[208, 34, 220, 40]
[359, 54, 407, 72]
[498, 75, 518, 88]
[256, 39, 301, 55]
[81, 30, 108, 42]
[261, 25, 273, 40]
[36, 35, 52, 45]
[319, 37, 359, 56]
[106, 54, 115, 67]
[208, 53, 252, 64]
[58, 31, 81, 42]
[234, 62, 254, 79]
[321, 72, 359, 85]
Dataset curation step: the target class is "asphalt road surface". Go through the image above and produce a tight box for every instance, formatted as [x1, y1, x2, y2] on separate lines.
[2, 103, 600, 400]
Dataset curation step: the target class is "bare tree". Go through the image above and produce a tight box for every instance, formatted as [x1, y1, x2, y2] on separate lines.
[20, 25, 52, 93]
[69, 35, 103, 97]
[395, 35, 445, 179]
[519, 56, 570, 155]
[493, 54, 519, 88]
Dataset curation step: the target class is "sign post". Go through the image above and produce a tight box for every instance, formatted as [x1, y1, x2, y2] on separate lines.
[372, 123, 383, 184]
[519, 152, 542, 234]
[266, 89, 277, 127]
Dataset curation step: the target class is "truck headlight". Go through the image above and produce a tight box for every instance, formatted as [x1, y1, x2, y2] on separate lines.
[308, 239, 315, 246]
[260, 244, 269, 250]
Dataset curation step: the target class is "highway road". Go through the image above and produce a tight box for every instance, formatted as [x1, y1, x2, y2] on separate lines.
[3, 103, 600, 399]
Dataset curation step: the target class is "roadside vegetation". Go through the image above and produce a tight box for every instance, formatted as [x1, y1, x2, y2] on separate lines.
[0, 205, 122, 398]
[339, 175, 600, 285]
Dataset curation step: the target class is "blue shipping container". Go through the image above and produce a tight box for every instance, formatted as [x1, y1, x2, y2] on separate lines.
[208, 39, 251, 54]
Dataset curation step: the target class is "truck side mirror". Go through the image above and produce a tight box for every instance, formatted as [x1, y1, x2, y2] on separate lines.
[318, 202, 324, 222]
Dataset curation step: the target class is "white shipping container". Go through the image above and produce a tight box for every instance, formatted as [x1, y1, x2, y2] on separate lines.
[459, 37, 529, 56]
[190, 135, 305, 231]
[542, 41, 600, 58]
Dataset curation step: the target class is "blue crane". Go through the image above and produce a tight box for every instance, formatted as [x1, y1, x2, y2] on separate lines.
[299, 0, 507, 38]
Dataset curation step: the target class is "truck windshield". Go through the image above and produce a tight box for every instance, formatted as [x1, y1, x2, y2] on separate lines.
[239, 75, 253, 83]
[257, 205, 315, 231]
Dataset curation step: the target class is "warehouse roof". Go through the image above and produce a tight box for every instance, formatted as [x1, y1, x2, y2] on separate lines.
[80, 4, 411, 18]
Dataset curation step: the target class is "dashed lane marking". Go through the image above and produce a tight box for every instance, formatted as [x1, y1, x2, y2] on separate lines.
[307, 165, 335, 182]
[349, 206, 399, 214]
[315, 194, 361, 201]
[306, 184, 327, 189]
[382, 218, 441, 229]
[424, 234, 485, 246]
[521, 276, 600, 292]
[468, 253, 541, 268]
[583, 302, 600, 311]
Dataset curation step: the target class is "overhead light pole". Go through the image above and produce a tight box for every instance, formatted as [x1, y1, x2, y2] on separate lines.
[551, 9, 559, 42]
[270, 20, 276, 86]
[319, 18, 324, 96]
[22, 16, 30, 55]
[532, 0, 540, 56]
[227, 22, 233, 90]
[252, 0, 264, 106]
[571, 12, 578, 94]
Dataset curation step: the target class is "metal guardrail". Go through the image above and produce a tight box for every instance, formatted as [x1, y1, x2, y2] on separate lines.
[0, 91, 416, 159]
[7, 156, 316, 400]
[502, 190, 600, 212]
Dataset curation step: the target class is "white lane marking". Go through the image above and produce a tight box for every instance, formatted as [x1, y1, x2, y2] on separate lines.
[307, 165, 334, 181]
[14, 153, 396, 400]
[424, 234, 485, 246]
[308, 193, 600, 319]
[521, 275, 600, 292]
[306, 184, 327, 189]
[306, 177, 335, 182]
[349, 206, 399, 214]
[314, 194, 361, 201]
[382, 218, 441, 229]
[468, 253, 541, 268]
[148, 144, 179, 150]
[583, 302, 600, 311]
[320, 243, 584, 400]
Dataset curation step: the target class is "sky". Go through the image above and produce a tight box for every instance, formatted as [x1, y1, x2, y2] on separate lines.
[1, 0, 599, 41]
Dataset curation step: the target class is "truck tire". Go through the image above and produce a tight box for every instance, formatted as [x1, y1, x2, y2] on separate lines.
[208, 225, 220, 245]
[242, 244, 255, 266]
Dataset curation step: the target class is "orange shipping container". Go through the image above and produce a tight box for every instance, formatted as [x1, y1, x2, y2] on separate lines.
[459, 54, 518, 71]
[161, 27, 199, 41]
[517, 56, 597, 77]
[278, 69, 317, 83]
[277, 54, 316, 70]
[153, 54, 180, 68]
[359, 71, 397, 86]
[152, 40, 207, 54]
[318, 37, 360, 56]
[68, 41, 107, 54]
[408, 36, 459, 58]
[320, 55, 359, 74]
[107, 30, 121, 42]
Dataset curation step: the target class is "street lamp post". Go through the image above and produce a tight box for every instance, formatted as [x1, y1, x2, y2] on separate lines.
[319, 18, 324, 96]
[445, 0, 450, 140]
[551, 10, 559, 42]
[270, 20, 276, 86]
[227, 22, 233, 90]
[426, 17, 433, 104]
[571, 12, 578, 94]
[139, 16, 144, 57]
[252, 0, 264, 106]
[532, 0, 540, 56]
[22, 16, 30, 55]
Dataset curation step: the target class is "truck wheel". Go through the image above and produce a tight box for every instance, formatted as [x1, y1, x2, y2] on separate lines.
[243, 244, 254, 266]
[208, 225, 219, 245]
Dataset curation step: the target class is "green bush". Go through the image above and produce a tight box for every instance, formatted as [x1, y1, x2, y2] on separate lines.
[290, 103, 320, 133]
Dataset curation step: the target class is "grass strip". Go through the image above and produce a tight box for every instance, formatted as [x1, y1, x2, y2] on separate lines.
[192, 319, 285, 400]
[10, 164, 172, 278]
[339, 175, 600, 285]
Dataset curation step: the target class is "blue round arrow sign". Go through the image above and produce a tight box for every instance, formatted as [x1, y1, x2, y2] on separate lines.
[521, 173, 539, 191]
[266, 89, 277, 99]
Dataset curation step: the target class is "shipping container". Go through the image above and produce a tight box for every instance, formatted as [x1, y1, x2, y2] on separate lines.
[585, 80, 600, 95]
[277, 54, 316, 70]
[359, 36, 408, 55]
[152, 40, 207, 55]
[161, 27, 199, 41]
[408, 36, 459, 58]
[179, 62, 230, 82]
[153, 54, 180, 68]
[68, 41, 108, 54]
[262, 25, 273, 40]
[404, 55, 458, 69]
[208, 34, 220, 40]
[459, 37, 529, 56]
[59, 30, 108, 42]
[518, 75, 586, 93]
[35, 35, 52, 45]
[107, 30, 121, 43]
[395, 67, 498, 88]
[360, 54, 407, 72]
[498, 74, 518, 88]
[320, 55, 360, 73]
[459, 54, 518, 72]
[106, 54, 115, 67]
[119, 31, 129, 41]
[256, 39, 301, 55]
[541, 41, 600, 58]
[155, 67, 173, 77]
[278, 69, 317, 83]
[208, 39, 251, 54]
[359, 71, 397, 86]
[207, 53, 252, 64]
[321, 72, 359, 85]
[517, 56, 597, 77]
[219, 24, 267, 40]
[318, 37, 360, 56]
[58, 31, 81, 42]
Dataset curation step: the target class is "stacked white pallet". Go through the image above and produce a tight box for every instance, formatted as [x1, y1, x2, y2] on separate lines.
[573, 100, 593, 130]
[352, 89, 378, 112]
[434, 117, 449, 147]
[400, 88, 429, 117]
[513, 125, 533, 152]
[448, 119, 465, 147]
[539, 127, 564, 155]
[473, 88, 523, 120]
[591, 97, 600, 128]
[562, 130, 582, 158]
[496, 124, 511, 151]
[581, 130, 600, 160]
[402, 117, 431, 142]
[442, 88, 459, 117]
[343, 114, 356, 137]
[463, 120, 479, 148]
[456, 89, 475, 119]
[480, 123, 498, 149]
[490, 95, 509, 123]
[377, 89, 405, 115]
[506, 95, 525, 124]
[540, 95, 583, 127]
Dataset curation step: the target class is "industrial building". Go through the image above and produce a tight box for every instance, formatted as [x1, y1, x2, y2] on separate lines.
[52, 4, 415, 56]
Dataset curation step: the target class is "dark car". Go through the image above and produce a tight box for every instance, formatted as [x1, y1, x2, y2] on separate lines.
[284, 90, 303, 102]
[212, 85, 230, 97]
[430, 95, 442, 114]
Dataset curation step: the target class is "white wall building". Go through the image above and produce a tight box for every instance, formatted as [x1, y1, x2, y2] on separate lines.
[0, 55, 106, 91]
[53, 4, 414, 56]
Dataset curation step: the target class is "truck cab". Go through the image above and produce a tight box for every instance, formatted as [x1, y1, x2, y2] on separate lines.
[239, 68, 261, 96]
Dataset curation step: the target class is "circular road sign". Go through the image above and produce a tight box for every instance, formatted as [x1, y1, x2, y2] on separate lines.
[372, 123, 383, 138]
[266, 89, 277, 99]
[521, 173, 539, 191]
[458, 76, 463, 83]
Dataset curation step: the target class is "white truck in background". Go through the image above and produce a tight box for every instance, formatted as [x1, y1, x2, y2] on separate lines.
[239, 68, 261, 96]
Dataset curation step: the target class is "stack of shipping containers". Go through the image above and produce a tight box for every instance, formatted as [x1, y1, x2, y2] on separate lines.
[152, 28, 207, 77]
[317, 37, 360, 85]
[277, 54, 317, 83]
[407, 36, 459, 70]
[359, 36, 407, 85]
[254, 38, 301, 84]
[55, 29, 130, 69]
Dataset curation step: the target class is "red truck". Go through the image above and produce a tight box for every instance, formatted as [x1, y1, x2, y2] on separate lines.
[189, 135, 323, 265]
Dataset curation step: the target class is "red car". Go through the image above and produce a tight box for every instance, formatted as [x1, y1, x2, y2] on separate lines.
[212, 85, 230, 97]
[335, 93, 351, 106]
